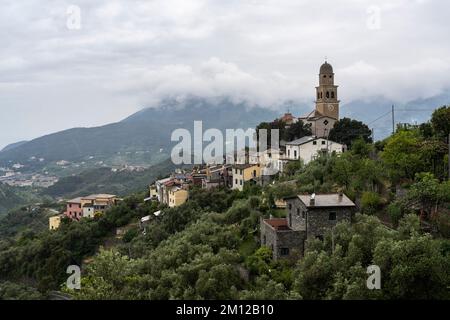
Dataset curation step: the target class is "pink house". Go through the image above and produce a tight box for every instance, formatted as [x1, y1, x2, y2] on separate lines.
[65, 197, 83, 220]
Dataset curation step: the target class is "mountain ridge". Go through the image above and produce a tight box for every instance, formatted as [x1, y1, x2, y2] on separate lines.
[0, 97, 279, 169]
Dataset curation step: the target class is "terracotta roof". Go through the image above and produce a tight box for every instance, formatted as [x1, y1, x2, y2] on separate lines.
[280, 113, 295, 122]
[67, 197, 83, 204]
[264, 218, 291, 231]
[83, 194, 116, 200]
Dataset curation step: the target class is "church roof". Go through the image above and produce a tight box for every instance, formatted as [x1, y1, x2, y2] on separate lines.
[320, 61, 333, 74]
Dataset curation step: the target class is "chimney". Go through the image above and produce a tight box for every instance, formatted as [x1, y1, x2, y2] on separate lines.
[338, 191, 343, 201]
[310, 193, 316, 206]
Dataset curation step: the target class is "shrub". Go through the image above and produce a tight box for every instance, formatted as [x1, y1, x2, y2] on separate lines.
[388, 202, 403, 227]
[361, 192, 383, 215]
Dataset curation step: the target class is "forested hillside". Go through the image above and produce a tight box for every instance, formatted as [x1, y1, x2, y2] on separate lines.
[0, 184, 43, 216]
[0, 97, 278, 168]
[44, 158, 182, 199]
[0, 107, 449, 300]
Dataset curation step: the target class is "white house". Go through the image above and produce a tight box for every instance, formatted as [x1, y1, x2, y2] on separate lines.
[285, 136, 346, 164]
[258, 148, 290, 175]
[82, 206, 95, 218]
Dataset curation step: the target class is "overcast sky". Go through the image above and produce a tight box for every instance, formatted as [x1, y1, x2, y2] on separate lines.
[0, 0, 449, 149]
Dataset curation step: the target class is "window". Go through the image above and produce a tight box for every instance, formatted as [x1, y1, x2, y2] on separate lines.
[288, 203, 292, 210]
[297, 208, 300, 216]
[302, 211, 306, 219]
[326, 91, 330, 98]
[287, 149, 290, 157]
[280, 248, 290, 256]
[253, 170, 257, 177]
[331, 91, 335, 98]
[320, 92, 323, 98]
[329, 212, 337, 221]
[69, 204, 72, 208]
[240, 180, 243, 185]
[313, 141, 317, 145]
[235, 179, 238, 185]
[294, 150, 297, 158]
[322, 140, 326, 145]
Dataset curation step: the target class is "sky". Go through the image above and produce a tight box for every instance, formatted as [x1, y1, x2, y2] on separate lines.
[0, 0, 449, 149]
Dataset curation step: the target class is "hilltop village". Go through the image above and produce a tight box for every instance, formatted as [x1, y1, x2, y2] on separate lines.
[1, 61, 447, 301]
[49, 62, 354, 260]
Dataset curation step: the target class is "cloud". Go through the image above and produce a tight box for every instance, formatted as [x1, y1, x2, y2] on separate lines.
[0, 0, 449, 148]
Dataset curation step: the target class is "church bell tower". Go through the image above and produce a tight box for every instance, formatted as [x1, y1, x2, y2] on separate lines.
[315, 61, 339, 119]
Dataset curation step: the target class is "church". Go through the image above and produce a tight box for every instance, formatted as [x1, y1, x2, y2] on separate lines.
[282, 61, 340, 138]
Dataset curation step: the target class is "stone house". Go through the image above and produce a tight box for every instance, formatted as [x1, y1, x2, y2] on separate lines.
[260, 193, 356, 260]
[260, 218, 305, 260]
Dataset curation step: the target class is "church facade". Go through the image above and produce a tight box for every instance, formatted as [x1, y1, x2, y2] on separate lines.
[297, 61, 340, 138]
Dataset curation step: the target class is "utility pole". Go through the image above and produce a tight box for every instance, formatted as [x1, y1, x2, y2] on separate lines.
[391, 105, 395, 135]
[371, 128, 375, 142]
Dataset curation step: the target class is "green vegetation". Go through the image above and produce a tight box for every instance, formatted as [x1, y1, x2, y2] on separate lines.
[44, 158, 181, 198]
[256, 119, 312, 146]
[0, 184, 44, 216]
[0, 108, 449, 300]
[329, 117, 373, 148]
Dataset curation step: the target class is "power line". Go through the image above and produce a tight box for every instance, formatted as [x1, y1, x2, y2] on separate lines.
[367, 111, 392, 126]
[394, 109, 436, 112]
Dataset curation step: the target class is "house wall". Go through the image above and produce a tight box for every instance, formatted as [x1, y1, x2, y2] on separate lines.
[65, 202, 82, 220]
[149, 186, 158, 199]
[243, 165, 260, 181]
[286, 138, 345, 164]
[260, 219, 306, 260]
[49, 216, 61, 230]
[232, 165, 260, 191]
[306, 206, 353, 238]
[286, 198, 307, 231]
[232, 169, 244, 191]
[83, 207, 95, 218]
[287, 199, 354, 239]
[168, 189, 188, 207]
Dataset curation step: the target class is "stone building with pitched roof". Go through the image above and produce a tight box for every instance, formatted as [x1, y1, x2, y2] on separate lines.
[260, 193, 356, 260]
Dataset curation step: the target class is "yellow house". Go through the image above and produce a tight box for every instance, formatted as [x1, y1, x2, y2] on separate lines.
[168, 187, 189, 207]
[232, 164, 261, 191]
[49, 215, 61, 230]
